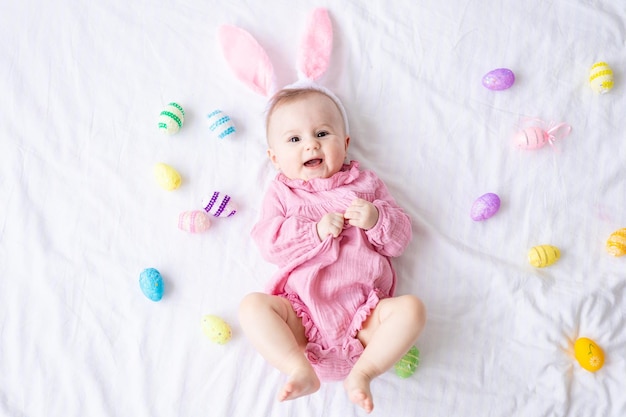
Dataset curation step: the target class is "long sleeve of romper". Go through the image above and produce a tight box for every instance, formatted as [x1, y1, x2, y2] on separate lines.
[251, 181, 321, 267]
[365, 176, 412, 258]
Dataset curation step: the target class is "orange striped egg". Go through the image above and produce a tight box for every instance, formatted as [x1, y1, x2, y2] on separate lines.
[178, 210, 211, 233]
[528, 244, 560, 267]
[606, 228, 626, 257]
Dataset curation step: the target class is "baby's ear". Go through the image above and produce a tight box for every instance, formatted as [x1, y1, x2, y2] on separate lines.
[297, 8, 333, 81]
[267, 148, 280, 169]
[218, 25, 276, 97]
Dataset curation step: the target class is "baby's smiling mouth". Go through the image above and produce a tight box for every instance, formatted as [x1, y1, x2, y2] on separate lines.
[304, 158, 323, 167]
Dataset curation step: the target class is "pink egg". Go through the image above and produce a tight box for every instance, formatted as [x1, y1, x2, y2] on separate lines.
[513, 126, 549, 150]
[482, 68, 515, 91]
[470, 193, 501, 221]
[178, 210, 212, 233]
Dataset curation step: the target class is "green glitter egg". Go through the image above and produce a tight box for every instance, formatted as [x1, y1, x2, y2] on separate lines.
[394, 346, 420, 378]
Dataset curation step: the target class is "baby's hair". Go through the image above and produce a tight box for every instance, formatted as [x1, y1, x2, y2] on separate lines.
[265, 88, 345, 139]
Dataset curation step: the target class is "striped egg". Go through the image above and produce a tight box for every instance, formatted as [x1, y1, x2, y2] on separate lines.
[589, 62, 614, 94]
[139, 268, 164, 302]
[606, 228, 626, 257]
[158, 102, 185, 134]
[207, 109, 236, 140]
[394, 346, 420, 378]
[513, 126, 549, 150]
[178, 210, 212, 233]
[201, 191, 237, 217]
[470, 192, 501, 221]
[153, 162, 182, 191]
[528, 244, 560, 268]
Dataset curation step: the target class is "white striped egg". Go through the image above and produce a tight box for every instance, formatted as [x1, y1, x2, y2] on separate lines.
[201, 192, 237, 218]
[158, 102, 185, 134]
[207, 109, 236, 140]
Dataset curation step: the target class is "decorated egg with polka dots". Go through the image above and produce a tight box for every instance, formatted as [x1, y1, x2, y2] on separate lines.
[201, 315, 232, 344]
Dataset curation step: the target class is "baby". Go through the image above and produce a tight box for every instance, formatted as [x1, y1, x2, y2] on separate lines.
[239, 87, 426, 413]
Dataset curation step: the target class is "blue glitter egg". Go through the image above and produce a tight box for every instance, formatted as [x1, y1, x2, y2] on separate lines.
[139, 268, 164, 301]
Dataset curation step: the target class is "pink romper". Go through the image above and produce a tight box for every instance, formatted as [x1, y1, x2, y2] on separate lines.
[251, 161, 412, 381]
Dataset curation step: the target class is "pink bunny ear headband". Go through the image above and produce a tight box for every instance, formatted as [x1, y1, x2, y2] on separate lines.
[217, 8, 349, 134]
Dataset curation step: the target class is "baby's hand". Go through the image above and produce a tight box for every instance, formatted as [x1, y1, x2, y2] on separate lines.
[316, 212, 345, 241]
[344, 198, 379, 230]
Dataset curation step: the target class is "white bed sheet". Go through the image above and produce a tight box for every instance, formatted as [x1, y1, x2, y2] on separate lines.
[2, 0, 625, 416]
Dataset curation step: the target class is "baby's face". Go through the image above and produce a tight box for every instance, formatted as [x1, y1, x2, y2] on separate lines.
[267, 92, 349, 181]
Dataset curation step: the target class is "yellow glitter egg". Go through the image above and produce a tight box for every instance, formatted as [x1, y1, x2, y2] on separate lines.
[153, 162, 182, 191]
[201, 315, 232, 345]
[606, 228, 626, 257]
[574, 337, 604, 372]
[528, 244, 560, 268]
[589, 62, 614, 94]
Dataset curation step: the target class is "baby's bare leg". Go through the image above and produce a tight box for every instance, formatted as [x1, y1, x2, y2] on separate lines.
[239, 292, 320, 401]
[344, 295, 426, 413]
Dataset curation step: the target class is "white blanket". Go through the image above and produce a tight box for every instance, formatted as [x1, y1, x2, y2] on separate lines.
[2, 1, 625, 416]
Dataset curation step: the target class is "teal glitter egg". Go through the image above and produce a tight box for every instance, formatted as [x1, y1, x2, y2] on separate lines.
[394, 346, 420, 378]
[139, 268, 164, 301]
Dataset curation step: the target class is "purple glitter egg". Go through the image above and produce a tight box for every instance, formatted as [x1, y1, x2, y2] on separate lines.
[470, 193, 501, 221]
[481, 68, 515, 91]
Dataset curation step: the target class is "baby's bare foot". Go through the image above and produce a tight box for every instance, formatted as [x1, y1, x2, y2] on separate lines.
[344, 370, 374, 413]
[278, 367, 320, 402]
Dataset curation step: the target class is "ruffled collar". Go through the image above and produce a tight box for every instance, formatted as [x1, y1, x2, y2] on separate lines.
[276, 160, 361, 192]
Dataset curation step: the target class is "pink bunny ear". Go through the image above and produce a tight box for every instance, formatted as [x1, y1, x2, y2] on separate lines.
[218, 25, 275, 97]
[297, 8, 333, 81]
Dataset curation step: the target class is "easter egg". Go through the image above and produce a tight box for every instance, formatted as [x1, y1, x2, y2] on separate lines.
[470, 193, 501, 221]
[606, 228, 626, 257]
[158, 102, 185, 134]
[574, 337, 604, 372]
[178, 210, 211, 233]
[153, 162, 182, 191]
[513, 126, 549, 150]
[201, 315, 232, 344]
[201, 191, 237, 217]
[589, 62, 614, 94]
[394, 346, 420, 378]
[481, 68, 515, 91]
[139, 268, 164, 301]
[207, 109, 236, 140]
[528, 244, 560, 268]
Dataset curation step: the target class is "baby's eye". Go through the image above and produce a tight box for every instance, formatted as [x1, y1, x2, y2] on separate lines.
[317, 131, 328, 138]
[289, 136, 300, 143]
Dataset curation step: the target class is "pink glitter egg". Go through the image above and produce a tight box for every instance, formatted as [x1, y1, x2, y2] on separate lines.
[513, 126, 549, 150]
[470, 193, 501, 221]
[178, 210, 212, 233]
[482, 68, 515, 91]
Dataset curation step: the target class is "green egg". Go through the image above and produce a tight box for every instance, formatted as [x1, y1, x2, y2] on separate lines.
[394, 346, 420, 378]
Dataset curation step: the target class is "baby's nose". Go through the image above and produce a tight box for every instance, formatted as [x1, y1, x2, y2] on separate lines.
[305, 137, 320, 150]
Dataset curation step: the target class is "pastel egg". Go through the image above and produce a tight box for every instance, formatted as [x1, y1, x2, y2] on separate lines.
[178, 210, 211, 233]
[139, 268, 164, 301]
[207, 109, 236, 140]
[201, 315, 232, 344]
[470, 193, 501, 221]
[513, 126, 549, 150]
[574, 337, 604, 372]
[528, 244, 560, 268]
[589, 62, 614, 94]
[201, 191, 237, 217]
[606, 228, 626, 257]
[481, 68, 515, 91]
[158, 102, 185, 134]
[394, 346, 420, 378]
[153, 162, 182, 191]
